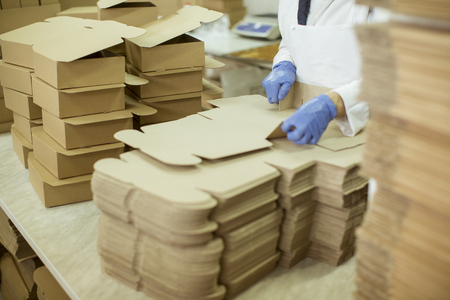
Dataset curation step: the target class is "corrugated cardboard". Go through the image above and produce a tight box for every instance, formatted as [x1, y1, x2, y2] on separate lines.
[97, 0, 158, 27]
[28, 153, 93, 207]
[32, 76, 125, 118]
[0, 98, 14, 123]
[126, 62, 203, 98]
[0, 61, 33, 95]
[13, 112, 42, 143]
[125, 6, 222, 72]
[150, 0, 182, 16]
[42, 96, 157, 149]
[57, 6, 98, 19]
[125, 34, 205, 73]
[20, 0, 40, 7]
[4, 88, 42, 120]
[11, 125, 33, 169]
[134, 91, 202, 125]
[0, 4, 61, 35]
[34, 266, 71, 300]
[1, 0, 21, 9]
[32, 126, 125, 179]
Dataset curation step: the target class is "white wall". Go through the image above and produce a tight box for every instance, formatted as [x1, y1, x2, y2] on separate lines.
[244, 0, 279, 15]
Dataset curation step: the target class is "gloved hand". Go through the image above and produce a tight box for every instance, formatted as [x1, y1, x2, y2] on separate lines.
[281, 94, 337, 145]
[262, 61, 296, 104]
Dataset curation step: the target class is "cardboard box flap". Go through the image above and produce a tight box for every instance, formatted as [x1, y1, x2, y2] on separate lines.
[29, 153, 92, 187]
[202, 78, 224, 96]
[61, 95, 156, 125]
[32, 126, 124, 156]
[34, 76, 125, 93]
[125, 73, 148, 86]
[138, 92, 202, 103]
[97, 0, 154, 9]
[11, 125, 33, 149]
[142, 66, 203, 77]
[33, 17, 147, 62]
[129, 6, 223, 48]
[205, 56, 225, 69]
[94, 157, 216, 205]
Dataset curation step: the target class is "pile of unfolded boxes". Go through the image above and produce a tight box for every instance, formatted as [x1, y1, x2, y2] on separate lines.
[198, 0, 246, 27]
[0, 17, 156, 207]
[123, 5, 224, 125]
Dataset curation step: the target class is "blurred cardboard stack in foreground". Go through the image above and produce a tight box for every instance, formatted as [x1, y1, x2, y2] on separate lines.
[354, 0, 450, 299]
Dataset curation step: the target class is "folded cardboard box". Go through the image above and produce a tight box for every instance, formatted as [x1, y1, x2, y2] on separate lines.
[125, 5, 222, 72]
[150, 0, 183, 16]
[13, 112, 42, 144]
[42, 96, 156, 150]
[129, 90, 202, 125]
[97, 0, 158, 27]
[20, 0, 40, 7]
[0, 98, 14, 123]
[57, 6, 98, 19]
[28, 153, 93, 207]
[11, 125, 33, 169]
[1, 0, 21, 10]
[32, 126, 125, 179]
[4, 88, 42, 120]
[32, 76, 125, 118]
[126, 62, 203, 98]
[0, 61, 33, 95]
[201, 0, 244, 12]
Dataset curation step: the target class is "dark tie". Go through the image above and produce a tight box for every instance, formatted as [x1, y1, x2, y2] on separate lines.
[298, 0, 311, 25]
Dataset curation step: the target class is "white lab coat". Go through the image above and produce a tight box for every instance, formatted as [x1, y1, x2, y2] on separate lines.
[273, 0, 382, 137]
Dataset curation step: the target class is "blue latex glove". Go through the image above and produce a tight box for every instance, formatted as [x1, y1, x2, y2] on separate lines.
[262, 61, 296, 104]
[281, 94, 337, 145]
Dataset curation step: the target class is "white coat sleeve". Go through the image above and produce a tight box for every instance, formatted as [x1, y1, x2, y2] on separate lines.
[332, 78, 369, 137]
[272, 38, 295, 68]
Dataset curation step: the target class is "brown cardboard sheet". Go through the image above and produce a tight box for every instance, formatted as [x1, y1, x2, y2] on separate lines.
[125, 5, 222, 70]
[150, 0, 183, 16]
[42, 96, 156, 149]
[279, 81, 332, 111]
[0, 61, 33, 95]
[13, 112, 42, 143]
[0, 98, 14, 123]
[97, 0, 158, 27]
[32, 76, 125, 118]
[1, 0, 21, 9]
[4, 88, 42, 120]
[11, 125, 33, 169]
[28, 153, 92, 207]
[32, 126, 125, 179]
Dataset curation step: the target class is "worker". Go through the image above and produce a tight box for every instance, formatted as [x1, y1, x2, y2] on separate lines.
[263, 0, 384, 144]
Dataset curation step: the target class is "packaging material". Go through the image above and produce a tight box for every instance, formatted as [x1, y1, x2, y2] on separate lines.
[0, 98, 14, 123]
[1, 0, 21, 9]
[0, 208, 36, 262]
[4, 88, 42, 120]
[13, 112, 42, 143]
[42, 96, 156, 149]
[125, 5, 222, 72]
[97, 0, 158, 27]
[128, 89, 202, 125]
[28, 152, 93, 207]
[126, 62, 203, 99]
[0, 60, 34, 95]
[20, 0, 40, 7]
[32, 76, 125, 118]
[150, 0, 182, 16]
[34, 266, 71, 300]
[32, 126, 125, 179]
[11, 125, 33, 169]
[0, 121, 14, 133]
[201, 0, 243, 12]
[0, 253, 39, 300]
[57, 6, 98, 19]
[0, 4, 61, 47]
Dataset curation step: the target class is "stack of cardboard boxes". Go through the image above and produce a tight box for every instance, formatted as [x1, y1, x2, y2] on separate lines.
[0, 75, 14, 133]
[198, 0, 246, 27]
[0, 0, 61, 35]
[124, 6, 224, 125]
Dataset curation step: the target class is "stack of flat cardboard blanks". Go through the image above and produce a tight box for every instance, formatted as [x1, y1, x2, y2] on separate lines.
[124, 6, 224, 126]
[34, 266, 71, 300]
[92, 145, 283, 299]
[0, 208, 36, 262]
[0, 251, 42, 300]
[3, 17, 154, 207]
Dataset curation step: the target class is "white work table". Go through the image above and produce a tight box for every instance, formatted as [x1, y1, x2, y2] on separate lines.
[0, 131, 357, 300]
